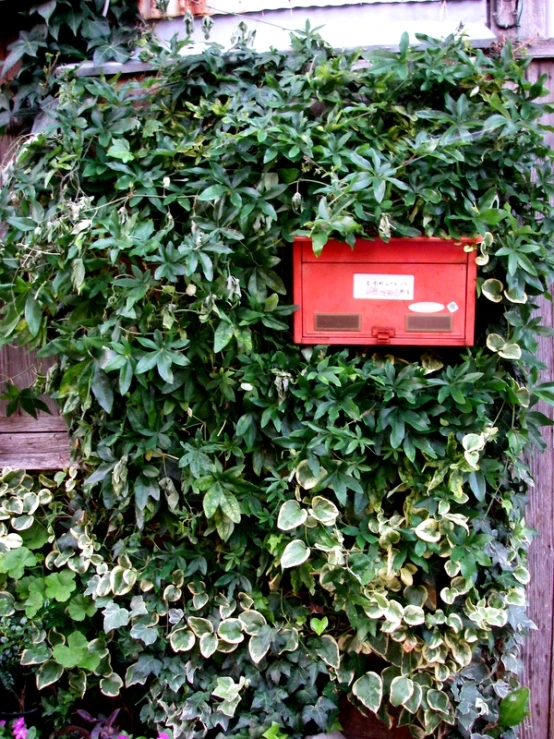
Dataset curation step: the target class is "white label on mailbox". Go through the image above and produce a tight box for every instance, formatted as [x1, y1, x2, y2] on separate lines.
[353, 274, 414, 300]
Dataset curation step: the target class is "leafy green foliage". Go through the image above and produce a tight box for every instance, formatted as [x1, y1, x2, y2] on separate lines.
[0, 26, 551, 738]
[0, 0, 142, 132]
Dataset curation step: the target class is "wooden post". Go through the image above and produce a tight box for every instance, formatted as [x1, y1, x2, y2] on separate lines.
[520, 57, 554, 739]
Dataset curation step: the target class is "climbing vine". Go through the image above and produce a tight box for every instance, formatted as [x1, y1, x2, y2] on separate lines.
[0, 26, 554, 739]
[0, 0, 141, 134]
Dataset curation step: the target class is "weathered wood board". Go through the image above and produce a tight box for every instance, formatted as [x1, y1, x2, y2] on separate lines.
[520, 56, 554, 739]
[0, 344, 70, 469]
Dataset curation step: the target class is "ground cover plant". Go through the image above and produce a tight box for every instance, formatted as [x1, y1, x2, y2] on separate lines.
[0, 23, 554, 739]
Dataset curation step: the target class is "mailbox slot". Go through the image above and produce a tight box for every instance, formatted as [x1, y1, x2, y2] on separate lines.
[293, 236, 478, 346]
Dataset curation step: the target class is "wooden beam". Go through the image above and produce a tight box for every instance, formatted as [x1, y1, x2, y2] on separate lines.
[526, 37, 554, 59]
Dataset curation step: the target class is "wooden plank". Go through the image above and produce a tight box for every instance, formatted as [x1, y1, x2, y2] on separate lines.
[521, 296, 554, 739]
[526, 37, 554, 58]
[0, 415, 67, 433]
[0, 343, 61, 418]
[520, 58, 554, 739]
[0, 432, 71, 469]
[0, 344, 69, 469]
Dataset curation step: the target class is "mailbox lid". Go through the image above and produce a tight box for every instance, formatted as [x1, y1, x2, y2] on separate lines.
[293, 236, 477, 346]
[296, 235, 474, 264]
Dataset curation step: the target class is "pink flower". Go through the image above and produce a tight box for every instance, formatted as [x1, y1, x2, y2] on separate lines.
[157, 733, 171, 739]
[12, 718, 27, 739]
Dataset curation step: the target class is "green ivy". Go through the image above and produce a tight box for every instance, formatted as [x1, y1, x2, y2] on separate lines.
[0, 0, 141, 132]
[0, 26, 553, 739]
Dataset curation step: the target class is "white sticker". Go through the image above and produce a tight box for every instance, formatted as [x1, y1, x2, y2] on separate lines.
[408, 302, 445, 313]
[353, 274, 414, 300]
[447, 301, 459, 313]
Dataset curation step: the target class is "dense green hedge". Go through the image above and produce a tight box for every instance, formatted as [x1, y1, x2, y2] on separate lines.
[1, 27, 554, 739]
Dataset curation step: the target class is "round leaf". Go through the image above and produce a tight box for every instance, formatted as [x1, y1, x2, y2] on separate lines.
[414, 519, 440, 543]
[37, 660, 64, 690]
[310, 496, 339, 526]
[239, 610, 267, 636]
[281, 539, 311, 569]
[481, 278, 504, 302]
[169, 627, 196, 653]
[277, 500, 307, 531]
[100, 672, 124, 697]
[390, 676, 414, 707]
[295, 460, 327, 490]
[352, 672, 383, 714]
[200, 632, 218, 658]
[218, 618, 244, 644]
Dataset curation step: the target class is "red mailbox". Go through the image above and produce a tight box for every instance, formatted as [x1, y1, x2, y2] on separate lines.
[293, 236, 478, 346]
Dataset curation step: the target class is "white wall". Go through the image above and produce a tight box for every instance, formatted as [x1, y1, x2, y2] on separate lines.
[153, 1, 495, 53]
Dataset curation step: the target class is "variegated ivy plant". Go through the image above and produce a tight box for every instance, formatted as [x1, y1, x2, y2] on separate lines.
[0, 25, 552, 739]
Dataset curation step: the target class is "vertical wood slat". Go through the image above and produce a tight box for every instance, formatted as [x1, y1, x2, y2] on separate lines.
[521, 299, 554, 739]
[520, 57, 554, 739]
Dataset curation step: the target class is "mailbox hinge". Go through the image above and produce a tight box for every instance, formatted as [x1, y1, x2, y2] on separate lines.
[372, 327, 396, 343]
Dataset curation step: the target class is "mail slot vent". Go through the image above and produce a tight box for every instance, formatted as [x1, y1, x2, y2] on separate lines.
[315, 314, 361, 331]
[406, 315, 452, 332]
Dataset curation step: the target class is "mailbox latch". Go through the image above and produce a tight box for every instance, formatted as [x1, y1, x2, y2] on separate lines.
[372, 327, 396, 343]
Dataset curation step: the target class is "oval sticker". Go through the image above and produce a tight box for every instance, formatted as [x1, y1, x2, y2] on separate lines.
[408, 302, 445, 313]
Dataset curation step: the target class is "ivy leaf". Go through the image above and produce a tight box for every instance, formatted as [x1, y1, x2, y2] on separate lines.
[310, 496, 339, 526]
[310, 617, 328, 636]
[36, 1, 57, 24]
[352, 672, 383, 713]
[199, 632, 218, 658]
[36, 660, 64, 690]
[21, 643, 51, 665]
[100, 672, 124, 697]
[281, 540, 310, 569]
[390, 676, 414, 707]
[249, 625, 274, 663]
[103, 601, 131, 632]
[169, 628, 196, 652]
[277, 500, 307, 531]
[302, 696, 337, 730]
[125, 655, 163, 687]
[314, 634, 340, 668]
